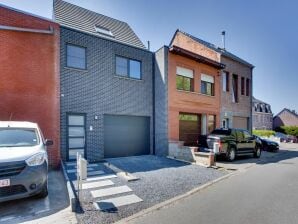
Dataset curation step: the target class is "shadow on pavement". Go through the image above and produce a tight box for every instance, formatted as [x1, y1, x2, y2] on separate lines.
[0, 170, 70, 224]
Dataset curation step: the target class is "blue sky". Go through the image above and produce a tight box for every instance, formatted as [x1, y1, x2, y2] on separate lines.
[1, 0, 297, 114]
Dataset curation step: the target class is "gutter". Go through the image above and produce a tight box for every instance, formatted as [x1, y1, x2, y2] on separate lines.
[0, 25, 54, 34]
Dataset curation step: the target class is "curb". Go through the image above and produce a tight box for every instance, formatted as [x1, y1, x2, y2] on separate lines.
[115, 171, 236, 224]
[60, 160, 77, 212]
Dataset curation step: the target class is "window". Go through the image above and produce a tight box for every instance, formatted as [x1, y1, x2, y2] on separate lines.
[246, 78, 250, 96]
[243, 130, 252, 139]
[241, 77, 245, 95]
[201, 74, 214, 96]
[94, 25, 113, 37]
[222, 71, 229, 92]
[116, 56, 141, 79]
[208, 115, 216, 134]
[0, 128, 39, 147]
[232, 74, 239, 103]
[176, 66, 194, 91]
[66, 44, 86, 69]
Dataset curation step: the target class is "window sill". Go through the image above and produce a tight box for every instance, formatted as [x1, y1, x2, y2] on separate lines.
[177, 90, 215, 98]
[114, 75, 143, 81]
[64, 67, 88, 73]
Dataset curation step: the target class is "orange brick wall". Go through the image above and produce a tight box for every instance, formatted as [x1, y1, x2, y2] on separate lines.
[0, 6, 60, 168]
[168, 52, 221, 141]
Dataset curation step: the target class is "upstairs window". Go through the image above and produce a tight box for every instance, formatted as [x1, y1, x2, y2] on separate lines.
[66, 44, 86, 69]
[94, 25, 114, 37]
[232, 74, 239, 103]
[241, 77, 245, 95]
[201, 74, 214, 96]
[222, 71, 229, 92]
[176, 66, 194, 92]
[116, 56, 141, 79]
[246, 78, 250, 96]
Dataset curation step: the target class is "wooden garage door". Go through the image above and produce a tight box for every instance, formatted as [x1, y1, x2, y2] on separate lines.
[233, 116, 248, 130]
[104, 115, 150, 158]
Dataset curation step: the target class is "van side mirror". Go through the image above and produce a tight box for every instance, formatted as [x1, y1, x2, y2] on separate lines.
[45, 139, 54, 146]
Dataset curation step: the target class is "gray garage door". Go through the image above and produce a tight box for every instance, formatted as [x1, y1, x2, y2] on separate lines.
[104, 115, 150, 158]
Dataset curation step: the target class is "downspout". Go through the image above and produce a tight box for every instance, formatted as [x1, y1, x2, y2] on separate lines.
[152, 51, 156, 155]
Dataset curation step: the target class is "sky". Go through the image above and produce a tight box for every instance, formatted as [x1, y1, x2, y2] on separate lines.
[1, 0, 297, 114]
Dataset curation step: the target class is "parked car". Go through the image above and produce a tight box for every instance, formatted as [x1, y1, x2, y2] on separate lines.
[275, 132, 291, 143]
[206, 128, 261, 161]
[0, 121, 53, 203]
[253, 135, 279, 152]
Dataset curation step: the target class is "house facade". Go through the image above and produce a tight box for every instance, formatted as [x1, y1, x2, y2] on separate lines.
[155, 30, 224, 154]
[252, 97, 273, 130]
[173, 30, 254, 131]
[273, 108, 298, 129]
[54, 0, 153, 161]
[0, 4, 60, 167]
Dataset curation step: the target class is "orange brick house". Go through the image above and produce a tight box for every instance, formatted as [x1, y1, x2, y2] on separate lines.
[0, 4, 60, 167]
[154, 30, 225, 155]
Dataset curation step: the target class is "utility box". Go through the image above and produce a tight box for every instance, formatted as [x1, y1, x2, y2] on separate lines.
[79, 157, 87, 180]
[213, 142, 220, 154]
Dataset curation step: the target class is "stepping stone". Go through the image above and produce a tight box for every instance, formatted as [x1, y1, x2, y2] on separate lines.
[93, 194, 143, 211]
[66, 162, 77, 166]
[87, 170, 105, 176]
[67, 167, 94, 173]
[82, 180, 114, 190]
[91, 185, 132, 198]
[85, 174, 117, 182]
[67, 164, 99, 168]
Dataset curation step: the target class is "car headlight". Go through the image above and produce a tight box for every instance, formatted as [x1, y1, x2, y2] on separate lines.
[26, 152, 46, 166]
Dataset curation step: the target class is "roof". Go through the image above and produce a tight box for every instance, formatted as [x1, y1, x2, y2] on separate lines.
[53, 0, 145, 49]
[172, 29, 254, 68]
[253, 97, 270, 105]
[0, 121, 38, 129]
[169, 45, 225, 70]
[274, 108, 298, 119]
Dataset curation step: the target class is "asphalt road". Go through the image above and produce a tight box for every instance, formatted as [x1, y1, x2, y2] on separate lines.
[126, 148, 298, 224]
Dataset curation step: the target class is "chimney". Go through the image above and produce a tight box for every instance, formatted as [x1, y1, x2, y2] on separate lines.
[147, 41, 150, 51]
[221, 31, 226, 50]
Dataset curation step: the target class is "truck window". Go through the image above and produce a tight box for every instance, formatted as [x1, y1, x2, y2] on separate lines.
[211, 129, 231, 135]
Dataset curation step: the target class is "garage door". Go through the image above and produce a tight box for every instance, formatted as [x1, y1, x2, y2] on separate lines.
[233, 116, 248, 130]
[104, 115, 150, 158]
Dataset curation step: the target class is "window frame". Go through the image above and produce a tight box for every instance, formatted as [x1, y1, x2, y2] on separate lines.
[246, 78, 250, 96]
[115, 55, 142, 80]
[66, 43, 87, 70]
[176, 75, 194, 92]
[223, 71, 230, 92]
[232, 74, 239, 103]
[201, 80, 214, 96]
[241, 77, 245, 95]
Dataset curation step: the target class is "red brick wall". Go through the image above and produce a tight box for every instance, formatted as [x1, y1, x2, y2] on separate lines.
[0, 6, 60, 168]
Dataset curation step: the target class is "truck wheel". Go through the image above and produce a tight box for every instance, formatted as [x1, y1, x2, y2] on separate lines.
[226, 147, 236, 161]
[37, 181, 48, 198]
[254, 146, 261, 158]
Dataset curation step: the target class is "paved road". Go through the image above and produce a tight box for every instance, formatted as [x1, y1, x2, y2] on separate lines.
[126, 148, 298, 224]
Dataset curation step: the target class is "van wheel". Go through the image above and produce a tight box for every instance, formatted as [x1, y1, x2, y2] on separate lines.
[226, 147, 236, 161]
[37, 181, 48, 198]
[254, 146, 261, 158]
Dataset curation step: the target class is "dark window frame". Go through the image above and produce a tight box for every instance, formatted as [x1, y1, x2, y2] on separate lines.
[232, 74, 239, 103]
[115, 55, 142, 80]
[246, 78, 250, 96]
[223, 71, 230, 92]
[66, 43, 87, 70]
[201, 80, 215, 96]
[241, 77, 245, 95]
[176, 75, 194, 92]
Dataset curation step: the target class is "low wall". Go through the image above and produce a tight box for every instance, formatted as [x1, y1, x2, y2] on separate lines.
[168, 141, 197, 163]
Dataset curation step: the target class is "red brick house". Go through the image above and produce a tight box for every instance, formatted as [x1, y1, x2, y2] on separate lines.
[0, 4, 60, 167]
[273, 108, 298, 129]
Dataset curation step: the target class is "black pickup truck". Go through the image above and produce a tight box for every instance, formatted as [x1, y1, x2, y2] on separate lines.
[206, 128, 261, 161]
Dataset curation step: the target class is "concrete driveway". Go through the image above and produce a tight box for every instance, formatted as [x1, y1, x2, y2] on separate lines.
[0, 170, 76, 224]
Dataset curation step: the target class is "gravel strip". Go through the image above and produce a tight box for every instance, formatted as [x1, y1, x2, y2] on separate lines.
[72, 155, 227, 224]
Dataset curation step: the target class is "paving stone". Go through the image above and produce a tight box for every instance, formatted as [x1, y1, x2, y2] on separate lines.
[67, 167, 94, 173]
[91, 185, 132, 198]
[82, 180, 114, 190]
[85, 174, 117, 182]
[93, 194, 143, 211]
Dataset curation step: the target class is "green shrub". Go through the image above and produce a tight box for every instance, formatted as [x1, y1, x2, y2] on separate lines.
[275, 126, 298, 137]
[253, 130, 276, 137]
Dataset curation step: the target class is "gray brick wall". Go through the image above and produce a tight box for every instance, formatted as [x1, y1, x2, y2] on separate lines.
[60, 27, 153, 162]
[154, 46, 169, 156]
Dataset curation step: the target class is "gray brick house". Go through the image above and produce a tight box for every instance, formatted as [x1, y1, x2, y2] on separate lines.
[54, 0, 153, 161]
[252, 97, 273, 130]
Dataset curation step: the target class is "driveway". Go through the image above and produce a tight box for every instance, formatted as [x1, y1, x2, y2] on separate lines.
[65, 155, 227, 224]
[0, 170, 75, 224]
